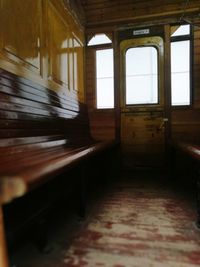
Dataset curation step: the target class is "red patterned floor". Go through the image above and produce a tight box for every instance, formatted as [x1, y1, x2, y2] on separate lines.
[12, 175, 200, 267]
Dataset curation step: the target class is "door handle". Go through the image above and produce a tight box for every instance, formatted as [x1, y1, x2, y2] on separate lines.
[163, 118, 169, 122]
[157, 118, 168, 132]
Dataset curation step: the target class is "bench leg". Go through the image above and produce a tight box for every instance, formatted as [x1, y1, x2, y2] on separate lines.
[196, 167, 200, 228]
[169, 145, 176, 179]
[30, 218, 52, 254]
[79, 164, 86, 219]
[110, 145, 121, 181]
[0, 207, 9, 267]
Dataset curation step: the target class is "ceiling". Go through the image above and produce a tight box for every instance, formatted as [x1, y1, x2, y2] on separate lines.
[79, 0, 200, 29]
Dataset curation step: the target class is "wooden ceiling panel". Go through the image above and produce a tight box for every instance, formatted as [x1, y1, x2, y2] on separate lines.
[80, 0, 200, 28]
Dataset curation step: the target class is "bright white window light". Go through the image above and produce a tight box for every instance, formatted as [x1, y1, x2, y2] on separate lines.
[171, 25, 190, 37]
[88, 34, 112, 46]
[96, 49, 114, 109]
[171, 40, 190, 106]
[126, 46, 158, 105]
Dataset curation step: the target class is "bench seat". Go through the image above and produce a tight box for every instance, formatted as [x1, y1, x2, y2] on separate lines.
[0, 68, 118, 265]
[0, 136, 116, 204]
[172, 142, 200, 162]
[171, 140, 200, 227]
[0, 69, 117, 205]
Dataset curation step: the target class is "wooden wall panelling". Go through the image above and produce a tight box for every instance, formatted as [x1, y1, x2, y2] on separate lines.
[0, 0, 85, 104]
[0, 0, 42, 74]
[89, 112, 115, 141]
[77, 40, 84, 102]
[47, 0, 85, 103]
[85, 48, 96, 111]
[171, 109, 200, 143]
[47, 1, 70, 88]
[63, 0, 86, 26]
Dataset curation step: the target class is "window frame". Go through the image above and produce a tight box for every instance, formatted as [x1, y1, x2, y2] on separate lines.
[86, 32, 114, 111]
[170, 24, 193, 108]
[125, 45, 159, 106]
[120, 36, 164, 111]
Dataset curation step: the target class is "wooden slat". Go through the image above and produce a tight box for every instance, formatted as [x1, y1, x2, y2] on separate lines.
[0, 82, 79, 113]
[0, 93, 80, 116]
[6, 141, 115, 189]
[0, 68, 105, 206]
[0, 146, 84, 175]
[81, 0, 200, 27]
[0, 69, 81, 106]
[0, 68, 91, 150]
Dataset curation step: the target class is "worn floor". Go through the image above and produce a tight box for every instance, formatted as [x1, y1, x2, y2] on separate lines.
[10, 173, 200, 267]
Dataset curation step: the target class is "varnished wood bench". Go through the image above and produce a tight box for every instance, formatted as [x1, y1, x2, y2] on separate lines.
[0, 135, 116, 203]
[171, 142, 200, 162]
[171, 141, 200, 227]
[0, 69, 117, 266]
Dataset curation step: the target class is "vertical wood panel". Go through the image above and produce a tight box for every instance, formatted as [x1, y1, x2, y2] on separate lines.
[164, 25, 172, 149]
[48, 1, 70, 88]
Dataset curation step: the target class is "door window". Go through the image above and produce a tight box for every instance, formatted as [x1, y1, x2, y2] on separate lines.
[125, 46, 158, 105]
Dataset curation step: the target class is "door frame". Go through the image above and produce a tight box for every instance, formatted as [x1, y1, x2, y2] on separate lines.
[119, 35, 169, 168]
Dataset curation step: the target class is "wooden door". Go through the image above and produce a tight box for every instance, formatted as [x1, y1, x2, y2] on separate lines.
[120, 36, 167, 170]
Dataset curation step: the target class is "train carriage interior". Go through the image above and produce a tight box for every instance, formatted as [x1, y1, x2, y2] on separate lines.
[1, 0, 200, 266]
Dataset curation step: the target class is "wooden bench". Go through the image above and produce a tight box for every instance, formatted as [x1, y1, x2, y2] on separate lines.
[171, 141, 200, 227]
[0, 69, 117, 266]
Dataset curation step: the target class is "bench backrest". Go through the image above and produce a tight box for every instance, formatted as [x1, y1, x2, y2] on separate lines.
[0, 69, 91, 145]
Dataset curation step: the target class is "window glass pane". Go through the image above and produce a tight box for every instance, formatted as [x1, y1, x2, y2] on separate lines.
[171, 40, 190, 106]
[126, 47, 157, 75]
[171, 41, 190, 72]
[97, 78, 114, 108]
[96, 49, 114, 109]
[171, 25, 190, 37]
[126, 75, 158, 104]
[171, 73, 190, 105]
[88, 34, 112, 46]
[96, 49, 113, 78]
[126, 46, 158, 105]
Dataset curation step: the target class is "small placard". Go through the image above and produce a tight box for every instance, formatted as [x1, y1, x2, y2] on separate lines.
[133, 29, 150, 36]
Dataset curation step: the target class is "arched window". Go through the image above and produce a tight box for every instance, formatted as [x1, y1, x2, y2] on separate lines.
[87, 34, 112, 46]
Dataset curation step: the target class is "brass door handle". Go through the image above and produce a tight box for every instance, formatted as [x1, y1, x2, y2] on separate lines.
[157, 121, 165, 131]
[157, 118, 168, 132]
